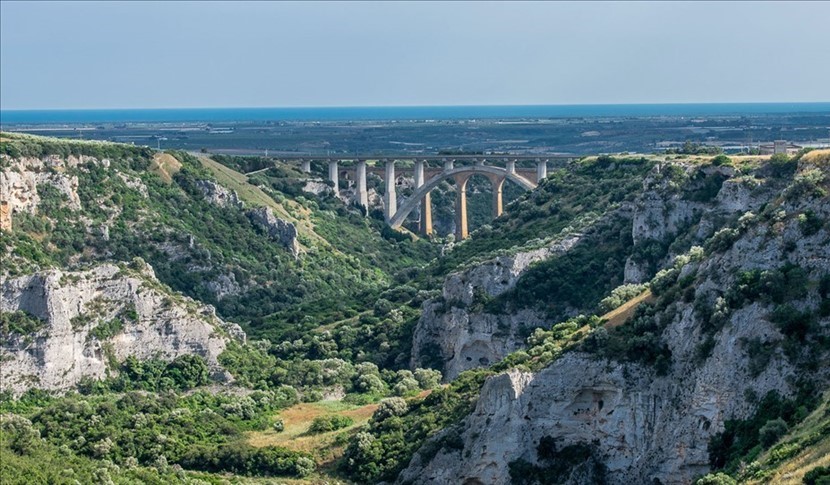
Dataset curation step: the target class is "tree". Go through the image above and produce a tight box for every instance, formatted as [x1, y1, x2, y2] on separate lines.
[758, 418, 788, 447]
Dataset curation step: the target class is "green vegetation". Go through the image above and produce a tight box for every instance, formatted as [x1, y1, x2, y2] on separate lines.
[343, 369, 490, 483]
[508, 439, 606, 485]
[429, 156, 654, 276]
[3, 134, 829, 484]
[665, 140, 723, 155]
[710, 388, 816, 471]
[307, 414, 354, 434]
[0, 310, 46, 340]
[0, 386, 313, 480]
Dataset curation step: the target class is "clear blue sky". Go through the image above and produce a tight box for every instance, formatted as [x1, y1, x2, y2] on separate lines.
[1, 1, 829, 110]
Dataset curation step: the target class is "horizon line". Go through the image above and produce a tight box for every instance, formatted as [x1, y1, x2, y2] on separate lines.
[3, 101, 830, 113]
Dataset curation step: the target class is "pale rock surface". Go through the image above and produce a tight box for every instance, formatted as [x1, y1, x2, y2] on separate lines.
[411, 235, 580, 380]
[247, 206, 301, 258]
[0, 262, 244, 396]
[398, 191, 830, 485]
[205, 272, 243, 299]
[302, 179, 332, 196]
[625, 164, 770, 283]
[195, 179, 244, 208]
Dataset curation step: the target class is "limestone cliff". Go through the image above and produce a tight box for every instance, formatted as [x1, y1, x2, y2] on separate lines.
[411, 235, 580, 380]
[625, 162, 774, 283]
[0, 262, 245, 396]
[195, 179, 244, 209]
[247, 206, 301, 259]
[0, 154, 91, 227]
[398, 156, 830, 484]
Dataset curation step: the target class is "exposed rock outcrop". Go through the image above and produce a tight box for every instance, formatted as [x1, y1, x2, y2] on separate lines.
[205, 272, 243, 299]
[196, 179, 244, 208]
[397, 162, 830, 484]
[247, 206, 301, 259]
[302, 179, 332, 196]
[0, 156, 85, 217]
[411, 235, 580, 380]
[0, 262, 245, 396]
[625, 163, 771, 283]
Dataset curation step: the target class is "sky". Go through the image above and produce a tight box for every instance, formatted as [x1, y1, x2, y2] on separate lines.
[1, 1, 829, 110]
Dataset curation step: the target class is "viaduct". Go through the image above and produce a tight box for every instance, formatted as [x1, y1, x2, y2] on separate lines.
[272, 155, 574, 240]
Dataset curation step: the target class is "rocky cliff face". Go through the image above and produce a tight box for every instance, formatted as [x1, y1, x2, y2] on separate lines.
[398, 156, 830, 484]
[625, 163, 773, 283]
[0, 155, 92, 227]
[0, 262, 245, 396]
[196, 179, 244, 209]
[411, 235, 580, 380]
[247, 206, 301, 259]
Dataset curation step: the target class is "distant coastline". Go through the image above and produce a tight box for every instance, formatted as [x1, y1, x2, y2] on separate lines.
[3, 102, 830, 125]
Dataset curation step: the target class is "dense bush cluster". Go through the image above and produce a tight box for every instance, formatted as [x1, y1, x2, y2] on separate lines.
[219, 340, 441, 400]
[308, 414, 354, 434]
[0, 310, 45, 340]
[0, 386, 311, 479]
[499, 213, 634, 320]
[708, 389, 817, 472]
[343, 369, 491, 483]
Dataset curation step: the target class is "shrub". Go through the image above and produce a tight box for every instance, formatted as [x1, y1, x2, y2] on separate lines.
[804, 466, 830, 485]
[373, 397, 408, 421]
[308, 414, 354, 434]
[413, 368, 442, 389]
[798, 210, 824, 236]
[273, 418, 285, 432]
[711, 155, 733, 167]
[598, 283, 648, 313]
[758, 418, 788, 447]
[393, 377, 420, 396]
[695, 473, 737, 485]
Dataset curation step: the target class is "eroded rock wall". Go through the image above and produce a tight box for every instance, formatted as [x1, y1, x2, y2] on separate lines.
[397, 159, 830, 484]
[411, 236, 580, 380]
[0, 262, 244, 395]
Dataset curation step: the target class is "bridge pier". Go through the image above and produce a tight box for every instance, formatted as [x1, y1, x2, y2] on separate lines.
[443, 158, 454, 172]
[536, 159, 548, 183]
[356, 160, 368, 211]
[328, 161, 339, 195]
[453, 173, 471, 241]
[492, 176, 505, 218]
[414, 160, 432, 235]
[301, 160, 311, 173]
[384, 160, 397, 222]
[506, 159, 516, 174]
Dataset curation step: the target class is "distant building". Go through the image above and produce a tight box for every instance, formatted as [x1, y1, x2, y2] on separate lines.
[760, 140, 801, 155]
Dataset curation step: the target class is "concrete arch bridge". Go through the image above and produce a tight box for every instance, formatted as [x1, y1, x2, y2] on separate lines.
[280, 155, 573, 240]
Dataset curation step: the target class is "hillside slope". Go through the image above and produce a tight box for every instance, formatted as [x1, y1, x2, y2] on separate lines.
[344, 150, 830, 484]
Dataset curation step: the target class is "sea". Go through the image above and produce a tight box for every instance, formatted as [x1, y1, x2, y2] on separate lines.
[2, 103, 830, 124]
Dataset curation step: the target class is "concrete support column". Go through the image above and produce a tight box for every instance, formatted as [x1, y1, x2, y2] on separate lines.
[328, 160, 339, 195]
[443, 158, 454, 172]
[492, 177, 505, 218]
[301, 160, 311, 173]
[414, 160, 432, 235]
[536, 159, 548, 183]
[414, 159, 425, 188]
[421, 192, 433, 236]
[384, 159, 397, 222]
[454, 174, 470, 241]
[355, 160, 368, 211]
[506, 159, 516, 174]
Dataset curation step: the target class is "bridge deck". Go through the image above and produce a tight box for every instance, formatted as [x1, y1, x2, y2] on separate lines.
[273, 154, 575, 162]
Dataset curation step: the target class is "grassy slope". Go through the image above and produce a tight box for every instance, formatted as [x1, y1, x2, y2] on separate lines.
[743, 391, 830, 484]
[602, 290, 654, 329]
[247, 400, 379, 467]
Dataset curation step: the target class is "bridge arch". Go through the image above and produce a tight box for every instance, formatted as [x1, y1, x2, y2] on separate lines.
[389, 165, 536, 238]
